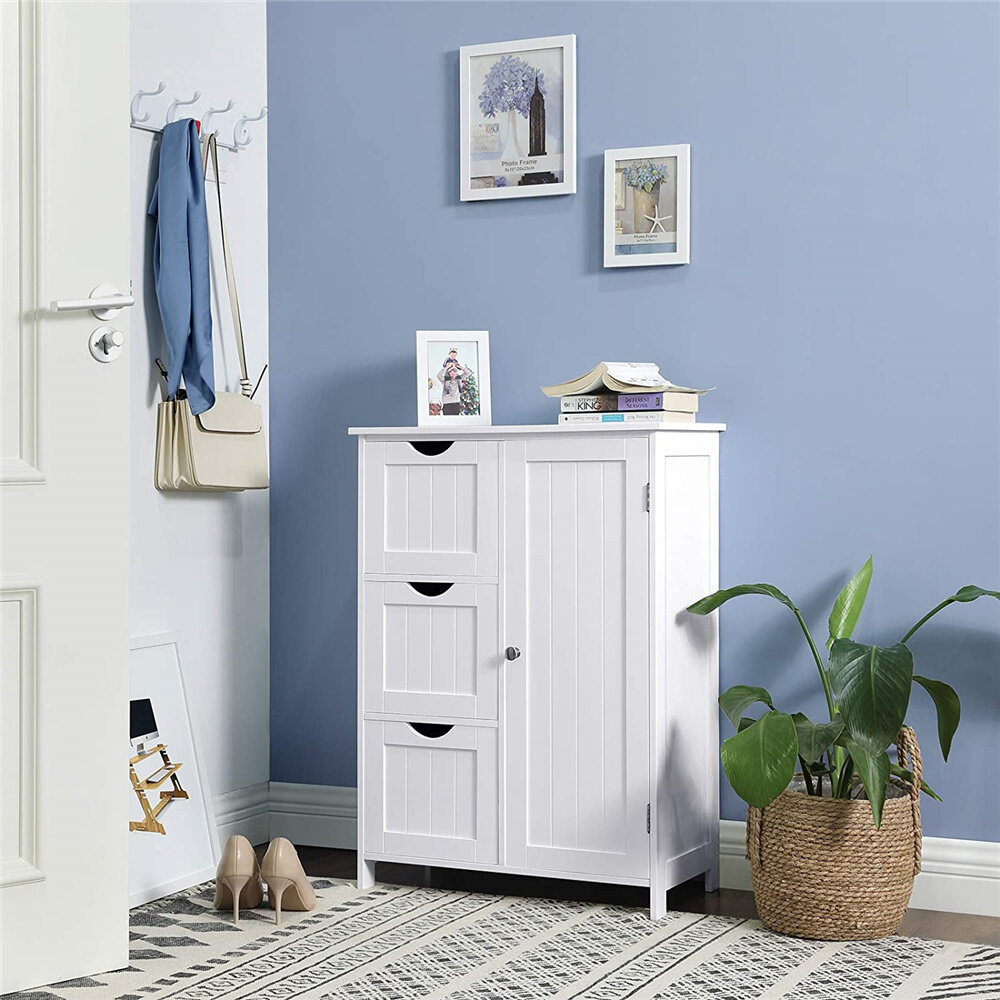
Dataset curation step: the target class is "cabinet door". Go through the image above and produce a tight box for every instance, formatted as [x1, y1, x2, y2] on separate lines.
[503, 436, 650, 880]
[363, 581, 498, 720]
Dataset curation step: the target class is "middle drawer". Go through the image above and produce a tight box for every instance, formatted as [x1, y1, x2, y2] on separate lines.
[363, 581, 499, 720]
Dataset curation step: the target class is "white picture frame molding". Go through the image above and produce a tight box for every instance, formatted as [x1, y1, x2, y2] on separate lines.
[129, 632, 220, 907]
[604, 144, 691, 267]
[460, 34, 577, 201]
[415, 330, 492, 427]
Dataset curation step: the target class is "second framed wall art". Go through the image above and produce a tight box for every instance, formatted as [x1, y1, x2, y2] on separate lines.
[460, 34, 577, 201]
[604, 144, 690, 266]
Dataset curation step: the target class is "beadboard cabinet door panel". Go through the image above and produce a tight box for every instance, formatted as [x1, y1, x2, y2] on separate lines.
[363, 722, 498, 865]
[363, 582, 499, 720]
[503, 435, 650, 880]
[363, 440, 498, 578]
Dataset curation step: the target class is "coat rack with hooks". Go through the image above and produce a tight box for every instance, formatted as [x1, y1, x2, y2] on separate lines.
[130, 83, 267, 153]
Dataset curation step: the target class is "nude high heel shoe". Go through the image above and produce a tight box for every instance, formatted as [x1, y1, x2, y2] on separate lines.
[261, 837, 316, 926]
[214, 834, 264, 924]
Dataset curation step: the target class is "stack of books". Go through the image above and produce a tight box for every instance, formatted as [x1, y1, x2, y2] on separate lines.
[542, 362, 710, 425]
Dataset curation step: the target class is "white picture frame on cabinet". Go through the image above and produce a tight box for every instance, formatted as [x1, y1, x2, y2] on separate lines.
[460, 34, 577, 201]
[416, 330, 492, 427]
[604, 144, 691, 267]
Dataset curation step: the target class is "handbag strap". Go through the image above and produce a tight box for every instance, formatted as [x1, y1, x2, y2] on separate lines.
[202, 133, 250, 390]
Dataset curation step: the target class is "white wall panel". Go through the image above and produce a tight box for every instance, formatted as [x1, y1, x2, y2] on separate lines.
[129, 1, 270, 803]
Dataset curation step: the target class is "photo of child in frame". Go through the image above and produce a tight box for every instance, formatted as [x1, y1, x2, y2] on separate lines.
[427, 343, 481, 417]
[416, 330, 491, 427]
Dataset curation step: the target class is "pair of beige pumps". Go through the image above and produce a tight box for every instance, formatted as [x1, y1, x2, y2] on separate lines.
[213, 834, 316, 926]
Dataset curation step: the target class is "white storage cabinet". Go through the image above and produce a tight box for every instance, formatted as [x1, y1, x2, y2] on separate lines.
[352, 424, 723, 918]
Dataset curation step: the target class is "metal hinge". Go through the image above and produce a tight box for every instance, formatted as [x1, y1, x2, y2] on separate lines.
[646, 803, 651, 834]
[644, 483, 650, 512]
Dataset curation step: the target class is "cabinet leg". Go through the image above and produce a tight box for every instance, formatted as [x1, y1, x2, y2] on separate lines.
[358, 856, 375, 890]
[649, 883, 667, 921]
[704, 862, 720, 893]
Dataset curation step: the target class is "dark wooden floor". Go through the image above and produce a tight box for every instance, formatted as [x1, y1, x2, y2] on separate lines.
[285, 845, 1000, 948]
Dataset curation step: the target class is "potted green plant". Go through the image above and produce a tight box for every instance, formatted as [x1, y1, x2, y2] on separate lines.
[686, 558, 997, 940]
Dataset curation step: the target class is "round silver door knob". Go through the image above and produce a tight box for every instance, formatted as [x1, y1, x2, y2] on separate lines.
[89, 325, 126, 363]
[505, 646, 521, 661]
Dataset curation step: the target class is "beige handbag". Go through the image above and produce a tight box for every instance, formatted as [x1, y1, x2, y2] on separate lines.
[155, 134, 268, 492]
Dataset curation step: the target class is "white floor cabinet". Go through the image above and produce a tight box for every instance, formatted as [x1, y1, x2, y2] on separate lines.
[352, 424, 723, 918]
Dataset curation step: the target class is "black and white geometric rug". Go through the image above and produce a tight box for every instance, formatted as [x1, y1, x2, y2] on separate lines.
[6, 878, 999, 1000]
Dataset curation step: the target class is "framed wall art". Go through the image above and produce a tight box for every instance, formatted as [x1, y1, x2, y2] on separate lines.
[416, 330, 492, 426]
[460, 34, 576, 201]
[604, 144, 690, 267]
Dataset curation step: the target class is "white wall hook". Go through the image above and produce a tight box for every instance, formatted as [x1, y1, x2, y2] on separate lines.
[233, 106, 268, 149]
[166, 89, 201, 124]
[130, 81, 166, 125]
[201, 98, 235, 133]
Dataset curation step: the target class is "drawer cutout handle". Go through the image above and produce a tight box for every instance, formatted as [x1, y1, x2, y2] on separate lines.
[409, 440, 454, 457]
[408, 722, 454, 739]
[408, 581, 454, 597]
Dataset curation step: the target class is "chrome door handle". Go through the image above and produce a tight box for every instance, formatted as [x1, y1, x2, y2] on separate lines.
[504, 646, 521, 661]
[52, 284, 134, 320]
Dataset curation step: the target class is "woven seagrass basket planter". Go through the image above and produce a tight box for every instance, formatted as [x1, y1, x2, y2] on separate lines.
[747, 727, 923, 941]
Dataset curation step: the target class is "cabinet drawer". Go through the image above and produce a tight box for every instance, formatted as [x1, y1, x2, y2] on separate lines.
[363, 721, 497, 865]
[363, 581, 498, 720]
[362, 440, 498, 578]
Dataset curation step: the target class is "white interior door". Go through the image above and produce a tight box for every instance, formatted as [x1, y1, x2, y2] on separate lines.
[1, 1, 130, 991]
[503, 436, 650, 881]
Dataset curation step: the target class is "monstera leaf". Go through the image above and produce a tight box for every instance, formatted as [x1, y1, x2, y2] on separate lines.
[828, 640, 913, 751]
[791, 712, 844, 764]
[720, 710, 798, 808]
[719, 685, 775, 731]
[687, 583, 799, 616]
[846, 740, 891, 828]
[902, 586, 1000, 642]
[890, 762, 942, 801]
[913, 675, 961, 761]
[952, 585, 1000, 602]
[827, 556, 873, 650]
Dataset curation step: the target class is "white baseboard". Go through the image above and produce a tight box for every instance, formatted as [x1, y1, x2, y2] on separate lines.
[221, 783, 1000, 918]
[269, 782, 358, 850]
[214, 781, 269, 848]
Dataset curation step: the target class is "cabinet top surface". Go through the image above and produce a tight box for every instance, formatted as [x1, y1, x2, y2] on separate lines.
[348, 423, 726, 438]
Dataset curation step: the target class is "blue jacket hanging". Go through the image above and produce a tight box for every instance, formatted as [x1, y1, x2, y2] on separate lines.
[148, 119, 215, 415]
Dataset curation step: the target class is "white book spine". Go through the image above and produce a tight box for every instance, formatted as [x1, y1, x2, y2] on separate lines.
[558, 412, 696, 425]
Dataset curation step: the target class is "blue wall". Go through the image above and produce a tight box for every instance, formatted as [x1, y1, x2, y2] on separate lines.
[267, 1, 1000, 841]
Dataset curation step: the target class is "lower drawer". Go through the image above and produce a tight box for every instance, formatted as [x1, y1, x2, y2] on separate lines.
[362, 721, 497, 865]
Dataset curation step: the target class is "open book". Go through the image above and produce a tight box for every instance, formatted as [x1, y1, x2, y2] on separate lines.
[542, 362, 710, 397]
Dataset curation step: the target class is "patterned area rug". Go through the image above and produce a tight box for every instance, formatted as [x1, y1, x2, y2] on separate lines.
[6, 878, 999, 1000]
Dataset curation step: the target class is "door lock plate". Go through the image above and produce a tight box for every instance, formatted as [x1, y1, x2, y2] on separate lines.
[89, 325, 125, 363]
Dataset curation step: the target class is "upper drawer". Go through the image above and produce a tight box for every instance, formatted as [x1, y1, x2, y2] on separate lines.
[362, 440, 498, 578]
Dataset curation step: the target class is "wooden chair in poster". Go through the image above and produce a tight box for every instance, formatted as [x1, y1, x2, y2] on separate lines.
[129, 743, 189, 834]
